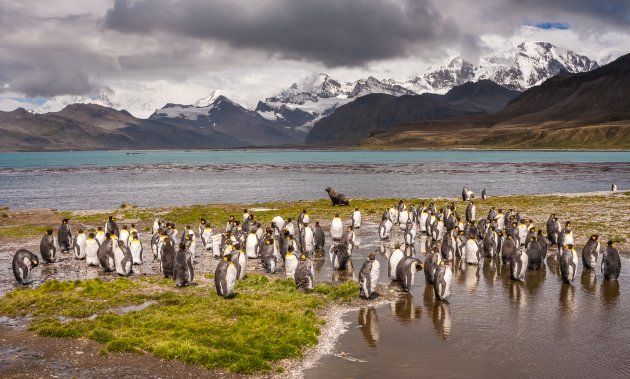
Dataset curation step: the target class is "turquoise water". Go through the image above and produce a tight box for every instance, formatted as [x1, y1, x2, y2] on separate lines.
[1, 149, 630, 168]
[0, 150, 628, 209]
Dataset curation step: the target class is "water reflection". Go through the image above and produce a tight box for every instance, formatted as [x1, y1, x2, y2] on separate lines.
[331, 260, 354, 283]
[482, 258, 499, 286]
[358, 307, 380, 347]
[600, 280, 620, 309]
[559, 284, 577, 335]
[390, 292, 422, 321]
[464, 264, 480, 292]
[431, 301, 452, 340]
[509, 280, 526, 307]
[524, 264, 546, 295]
[580, 270, 597, 295]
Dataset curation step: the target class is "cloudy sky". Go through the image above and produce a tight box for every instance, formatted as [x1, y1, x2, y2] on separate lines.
[1, 0, 629, 116]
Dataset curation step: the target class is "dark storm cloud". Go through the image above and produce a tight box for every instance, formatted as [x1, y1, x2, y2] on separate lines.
[510, 0, 630, 26]
[104, 0, 461, 67]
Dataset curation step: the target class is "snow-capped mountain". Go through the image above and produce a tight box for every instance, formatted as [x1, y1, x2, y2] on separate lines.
[403, 41, 599, 93]
[150, 94, 304, 146]
[256, 73, 415, 132]
[37, 93, 121, 114]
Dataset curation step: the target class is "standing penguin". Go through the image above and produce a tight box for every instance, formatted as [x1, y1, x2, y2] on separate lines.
[329, 243, 350, 270]
[301, 223, 315, 256]
[73, 229, 87, 260]
[501, 235, 516, 264]
[464, 236, 481, 265]
[85, 232, 100, 266]
[388, 244, 405, 280]
[526, 237, 543, 270]
[378, 218, 393, 240]
[129, 233, 143, 265]
[95, 226, 106, 245]
[245, 230, 259, 259]
[232, 243, 247, 280]
[201, 224, 213, 252]
[396, 257, 424, 292]
[340, 226, 356, 256]
[418, 208, 429, 234]
[313, 221, 326, 250]
[114, 240, 133, 277]
[351, 208, 362, 229]
[359, 252, 380, 300]
[39, 229, 56, 263]
[510, 248, 528, 281]
[434, 260, 453, 301]
[481, 188, 488, 200]
[215, 254, 238, 298]
[330, 213, 344, 241]
[174, 243, 194, 287]
[559, 223, 574, 254]
[536, 230, 548, 260]
[424, 251, 441, 285]
[465, 201, 476, 222]
[295, 254, 315, 291]
[285, 246, 299, 279]
[260, 238, 278, 274]
[560, 244, 579, 283]
[57, 218, 72, 253]
[105, 216, 120, 238]
[119, 225, 130, 247]
[12, 249, 40, 285]
[97, 233, 116, 272]
[601, 241, 621, 280]
[483, 228, 497, 258]
[582, 235, 601, 269]
[160, 239, 176, 279]
[462, 187, 474, 201]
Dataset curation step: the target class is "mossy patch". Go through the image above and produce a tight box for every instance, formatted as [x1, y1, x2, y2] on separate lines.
[0, 275, 359, 374]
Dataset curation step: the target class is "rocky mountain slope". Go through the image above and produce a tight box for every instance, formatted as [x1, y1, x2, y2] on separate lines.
[305, 80, 520, 144]
[361, 53, 630, 149]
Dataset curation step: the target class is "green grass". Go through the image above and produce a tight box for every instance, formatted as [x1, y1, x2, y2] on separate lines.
[0, 275, 359, 374]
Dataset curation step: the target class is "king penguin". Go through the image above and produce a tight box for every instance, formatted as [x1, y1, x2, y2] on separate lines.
[12, 249, 39, 285]
[129, 232, 143, 265]
[434, 260, 453, 301]
[174, 242, 194, 287]
[73, 229, 87, 260]
[285, 245, 299, 279]
[215, 254, 238, 298]
[40, 229, 56, 263]
[295, 254, 315, 291]
[510, 248, 528, 281]
[359, 252, 380, 300]
[582, 235, 600, 269]
[114, 240, 133, 277]
[396, 257, 424, 292]
[57, 218, 72, 253]
[601, 241, 621, 280]
[351, 208, 362, 229]
[85, 232, 100, 266]
[313, 221, 326, 250]
[560, 244, 578, 283]
[330, 213, 344, 241]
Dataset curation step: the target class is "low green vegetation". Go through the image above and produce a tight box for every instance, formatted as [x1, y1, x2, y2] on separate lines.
[0, 275, 359, 374]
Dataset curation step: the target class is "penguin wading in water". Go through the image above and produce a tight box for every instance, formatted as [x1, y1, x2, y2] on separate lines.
[501, 235, 517, 265]
[424, 251, 441, 285]
[295, 254, 315, 291]
[329, 243, 350, 270]
[434, 260, 453, 301]
[313, 222, 326, 250]
[560, 244, 578, 283]
[114, 240, 133, 277]
[388, 244, 405, 280]
[12, 249, 40, 285]
[359, 252, 380, 299]
[85, 232, 100, 266]
[510, 248, 528, 281]
[174, 243, 194, 287]
[396, 257, 424, 292]
[601, 241, 621, 280]
[378, 217, 393, 240]
[464, 236, 481, 265]
[73, 229, 87, 260]
[582, 235, 600, 269]
[330, 213, 344, 242]
[40, 229, 57, 263]
[215, 254, 238, 298]
[526, 237, 543, 270]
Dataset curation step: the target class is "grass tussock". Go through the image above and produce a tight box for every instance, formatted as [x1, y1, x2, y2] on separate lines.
[0, 275, 359, 374]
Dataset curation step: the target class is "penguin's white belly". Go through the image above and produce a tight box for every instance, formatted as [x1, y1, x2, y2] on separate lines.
[120, 231, 129, 246]
[352, 212, 362, 227]
[389, 251, 404, 279]
[399, 211, 409, 227]
[114, 247, 126, 275]
[465, 241, 479, 264]
[419, 214, 428, 232]
[304, 229, 314, 251]
[285, 258, 298, 279]
[519, 253, 528, 279]
[130, 242, 143, 264]
[226, 264, 237, 295]
[245, 236, 258, 258]
[85, 241, 99, 266]
[238, 254, 247, 279]
[370, 261, 380, 293]
[442, 268, 453, 299]
[331, 220, 343, 240]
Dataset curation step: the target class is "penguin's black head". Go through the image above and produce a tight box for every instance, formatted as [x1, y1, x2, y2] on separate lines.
[334, 212, 339, 217]
[105, 232, 111, 238]
[368, 252, 376, 260]
[109, 216, 113, 221]
[97, 226, 103, 231]
[303, 209, 308, 213]
[235, 221, 240, 226]
[122, 225, 128, 229]
[537, 230, 543, 235]
[316, 221, 320, 226]
[88, 232, 95, 238]
[288, 245, 294, 252]
[78, 228, 84, 233]
[243, 209, 248, 213]
[354, 207, 359, 211]
[47, 229, 53, 235]
[607, 240, 613, 247]
[287, 217, 293, 222]
[591, 235, 598, 240]
[118, 240, 125, 247]
[32, 255, 39, 266]
[179, 242, 186, 249]
[233, 243, 241, 250]
[62, 218, 69, 224]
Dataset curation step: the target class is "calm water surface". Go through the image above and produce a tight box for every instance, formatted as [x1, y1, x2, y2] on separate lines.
[1, 150, 629, 209]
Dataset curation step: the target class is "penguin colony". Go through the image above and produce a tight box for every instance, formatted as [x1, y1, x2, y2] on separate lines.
[11, 187, 623, 305]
